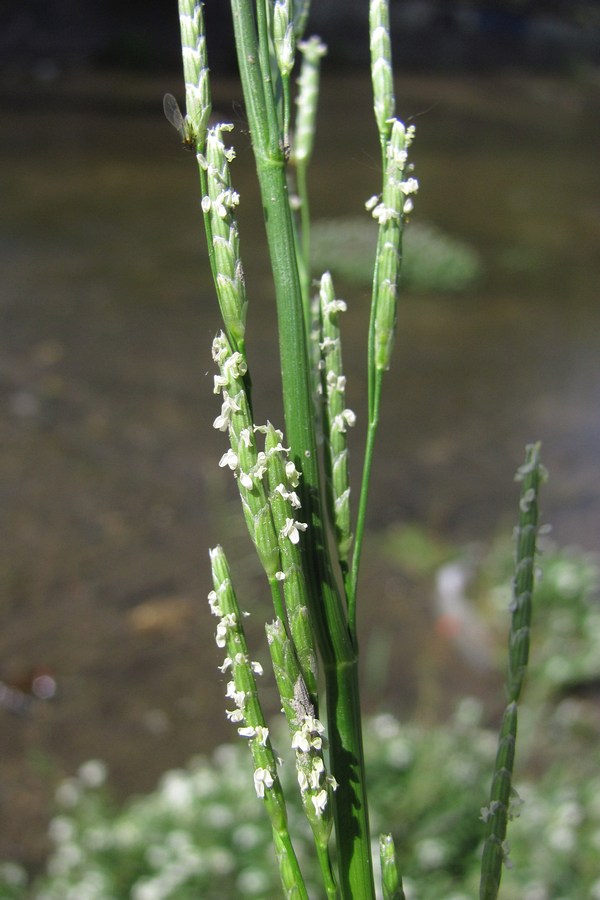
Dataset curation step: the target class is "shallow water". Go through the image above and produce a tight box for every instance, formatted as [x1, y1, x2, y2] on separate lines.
[1, 69, 599, 867]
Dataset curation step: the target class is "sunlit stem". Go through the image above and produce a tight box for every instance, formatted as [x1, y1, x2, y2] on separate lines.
[230, 1, 375, 894]
[269, 576, 287, 628]
[347, 366, 383, 637]
[296, 161, 312, 327]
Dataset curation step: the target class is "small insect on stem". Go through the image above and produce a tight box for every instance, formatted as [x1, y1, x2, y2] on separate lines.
[163, 93, 197, 150]
[280, 137, 291, 162]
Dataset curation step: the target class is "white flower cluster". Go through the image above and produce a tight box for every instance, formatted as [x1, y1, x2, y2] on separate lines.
[208, 587, 278, 802]
[252, 768, 274, 799]
[292, 715, 324, 753]
[212, 340, 247, 431]
[480, 788, 523, 826]
[200, 128, 247, 347]
[198, 124, 235, 172]
[331, 407, 357, 436]
[479, 799, 502, 823]
[317, 271, 355, 560]
[365, 120, 418, 224]
[281, 517, 307, 545]
[366, 174, 418, 224]
[201, 187, 239, 218]
[291, 714, 338, 817]
[282, 679, 337, 819]
[211, 349, 309, 551]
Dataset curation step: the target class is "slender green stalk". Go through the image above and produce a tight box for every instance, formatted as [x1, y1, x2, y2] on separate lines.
[295, 162, 311, 321]
[255, 0, 282, 160]
[348, 1, 418, 626]
[230, 3, 375, 894]
[479, 442, 547, 900]
[292, 36, 327, 317]
[348, 368, 383, 636]
[229, 1, 349, 662]
[291, 0, 311, 40]
[349, 117, 418, 627]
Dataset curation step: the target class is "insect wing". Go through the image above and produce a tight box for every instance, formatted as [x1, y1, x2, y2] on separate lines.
[163, 92, 186, 140]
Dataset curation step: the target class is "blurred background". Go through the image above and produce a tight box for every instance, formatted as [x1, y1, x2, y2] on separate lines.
[1, 0, 600, 878]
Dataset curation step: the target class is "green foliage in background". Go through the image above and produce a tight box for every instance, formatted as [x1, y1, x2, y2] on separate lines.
[311, 217, 483, 293]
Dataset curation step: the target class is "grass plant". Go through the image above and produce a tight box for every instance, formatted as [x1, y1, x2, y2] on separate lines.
[1, 2, 551, 897]
[161, 2, 548, 897]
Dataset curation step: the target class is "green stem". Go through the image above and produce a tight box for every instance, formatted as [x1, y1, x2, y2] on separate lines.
[345, 121, 407, 633]
[296, 161, 312, 323]
[198, 165, 218, 297]
[347, 149, 387, 615]
[315, 840, 339, 900]
[325, 656, 374, 898]
[273, 830, 310, 900]
[230, 0, 336, 660]
[230, 2, 375, 894]
[255, 0, 281, 158]
[282, 73, 292, 157]
[348, 365, 383, 638]
[269, 576, 287, 628]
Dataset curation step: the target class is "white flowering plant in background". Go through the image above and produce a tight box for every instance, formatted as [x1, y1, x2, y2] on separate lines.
[9, 559, 600, 900]
[7, 533, 600, 897]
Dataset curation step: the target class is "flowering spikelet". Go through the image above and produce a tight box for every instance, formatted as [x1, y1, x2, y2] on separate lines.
[262, 422, 317, 704]
[366, 119, 418, 371]
[208, 546, 285, 826]
[212, 333, 281, 578]
[177, 0, 211, 150]
[273, 0, 295, 78]
[199, 126, 247, 351]
[292, 37, 327, 166]
[318, 272, 355, 563]
[209, 547, 309, 897]
[369, 0, 395, 141]
[266, 619, 337, 851]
